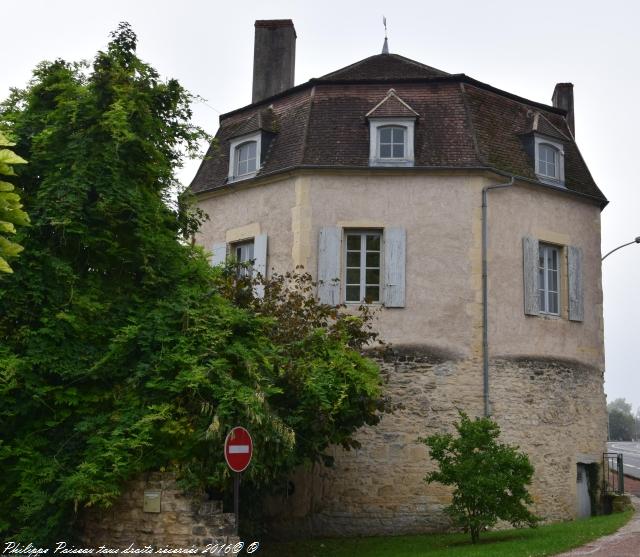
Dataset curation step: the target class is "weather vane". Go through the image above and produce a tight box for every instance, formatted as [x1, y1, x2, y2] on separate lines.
[382, 16, 389, 54]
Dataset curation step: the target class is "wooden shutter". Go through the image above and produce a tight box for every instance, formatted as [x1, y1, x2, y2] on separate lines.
[317, 227, 341, 305]
[253, 234, 268, 299]
[211, 242, 227, 266]
[568, 245, 584, 322]
[523, 236, 539, 315]
[383, 227, 406, 308]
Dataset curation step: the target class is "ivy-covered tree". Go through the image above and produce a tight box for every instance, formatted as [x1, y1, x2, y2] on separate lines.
[0, 23, 385, 542]
[421, 411, 539, 544]
[0, 131, 28, 273]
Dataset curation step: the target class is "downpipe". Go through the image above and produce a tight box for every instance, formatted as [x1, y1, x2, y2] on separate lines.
[482, 176, 515, 417]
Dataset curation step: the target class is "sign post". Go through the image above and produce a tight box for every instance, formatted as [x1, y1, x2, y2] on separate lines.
[224, 426, 253, 533]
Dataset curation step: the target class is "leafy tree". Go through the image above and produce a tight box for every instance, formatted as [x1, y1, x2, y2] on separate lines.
[421, 411, 539, 544]
[607, 398, 636, 441]
[0, 23, 385, 542]
[0, 131, 28, 272]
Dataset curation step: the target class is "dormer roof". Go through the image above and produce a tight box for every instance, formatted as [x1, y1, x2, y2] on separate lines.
[227, 107, 278, 140]
[366, 89, 420, 119]
[525, 110, 572, 141]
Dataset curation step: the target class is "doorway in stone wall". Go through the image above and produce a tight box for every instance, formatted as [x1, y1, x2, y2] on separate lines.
[576, 463, 591, 518]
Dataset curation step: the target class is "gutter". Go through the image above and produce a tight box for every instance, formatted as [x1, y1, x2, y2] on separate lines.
[482, 176, 515, 417]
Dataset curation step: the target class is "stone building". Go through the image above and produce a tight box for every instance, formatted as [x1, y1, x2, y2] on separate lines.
[189, 19, 608, 537]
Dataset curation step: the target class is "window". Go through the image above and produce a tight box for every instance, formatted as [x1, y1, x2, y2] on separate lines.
[368, 119, 415, 167]
[379, 126, 405, 159]
[524, 237, 583, 321]
[228, 131, 261, 182]
[232, 240, 255, 277]
[344, 231, 381, 303]
[538, 243, 560, 315]
[235, 141, 257, 177]
[533, 136, 564, 185]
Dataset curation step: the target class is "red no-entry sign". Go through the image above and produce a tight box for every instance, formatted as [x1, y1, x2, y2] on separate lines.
[224, 426, 253, 473]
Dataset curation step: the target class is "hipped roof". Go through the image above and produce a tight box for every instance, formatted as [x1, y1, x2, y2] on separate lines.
[190, 53, 605, 206]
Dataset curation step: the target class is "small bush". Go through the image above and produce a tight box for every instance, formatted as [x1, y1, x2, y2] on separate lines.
[421, 411, 539, 543]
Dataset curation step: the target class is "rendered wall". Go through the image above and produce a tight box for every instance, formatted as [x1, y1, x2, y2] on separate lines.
[195, 171, 607, 536]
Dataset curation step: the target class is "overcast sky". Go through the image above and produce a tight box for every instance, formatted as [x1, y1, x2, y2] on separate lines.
[3, 0, 639, 413]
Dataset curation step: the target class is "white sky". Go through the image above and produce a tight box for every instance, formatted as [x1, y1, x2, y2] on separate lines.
[3, 0, 639, 412]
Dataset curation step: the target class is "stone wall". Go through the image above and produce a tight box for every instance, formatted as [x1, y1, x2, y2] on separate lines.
[263, 345, 607, 538]
[80, 472, 237, 548]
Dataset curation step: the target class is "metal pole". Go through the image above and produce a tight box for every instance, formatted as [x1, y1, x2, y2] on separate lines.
[617, 454, 625, 494]
[234, 472, 240, 534]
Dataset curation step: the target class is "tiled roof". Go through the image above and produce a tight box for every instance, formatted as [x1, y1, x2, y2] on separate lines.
[319, 53, 449, 81]
[189, 54, 606, 206]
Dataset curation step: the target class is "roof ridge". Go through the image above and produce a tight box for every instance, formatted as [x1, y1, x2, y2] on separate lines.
[385, 53, 449, 76]
[300, 86, 316, 165]
[318, 54, 382, 79]
[459, 82, 486, 166]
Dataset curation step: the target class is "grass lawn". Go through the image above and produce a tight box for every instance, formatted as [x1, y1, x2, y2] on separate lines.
[259, 511, 633, 557]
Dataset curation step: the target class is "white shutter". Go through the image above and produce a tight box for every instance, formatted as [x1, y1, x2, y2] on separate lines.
[568, 245, 584, 322]
[523, 236, 539, 315]
[383, 227, 406, 308]
[253, 233, 268, 299]
[211, 242, 227, 266]
[317, 227, 342, 305]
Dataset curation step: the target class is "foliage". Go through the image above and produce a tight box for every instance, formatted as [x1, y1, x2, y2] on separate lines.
[421, 411, 539, 544]
[0, 131, 29, 273]
[260, 511, 633, 557]
[0, 23, 385, 543]
[607, 398, 637, 440]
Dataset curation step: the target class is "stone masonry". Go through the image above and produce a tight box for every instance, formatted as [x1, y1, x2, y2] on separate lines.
[80, 472, 238, 549]
[264, 344, 606, 537]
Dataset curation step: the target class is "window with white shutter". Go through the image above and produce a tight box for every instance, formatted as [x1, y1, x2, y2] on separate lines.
[317, 227, 406, 307]
[522, 237, 583, 322]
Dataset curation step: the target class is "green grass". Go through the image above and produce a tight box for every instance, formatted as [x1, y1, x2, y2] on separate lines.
[259, 511, 633, 557]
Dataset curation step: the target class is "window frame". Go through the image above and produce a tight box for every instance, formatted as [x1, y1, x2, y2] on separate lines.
[534, 135, 565, 186]
[230, 238, 255, 278]
[235, 141, 258, 178]
[368, 118, 415, 167]
[538, 242, 561, 316]
[343, 229, 383, 304]
[228, 131, 262, 183]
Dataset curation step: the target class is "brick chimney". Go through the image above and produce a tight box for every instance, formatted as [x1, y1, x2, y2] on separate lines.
[252, 20, 296, 104]
[552, 83, 575, 137]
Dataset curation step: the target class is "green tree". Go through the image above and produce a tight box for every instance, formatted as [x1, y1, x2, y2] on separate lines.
[0, 23, 385, 542]
[608, 398, 636, 441]
[421, 411, 539, 544]
[0, 131, 28, 273]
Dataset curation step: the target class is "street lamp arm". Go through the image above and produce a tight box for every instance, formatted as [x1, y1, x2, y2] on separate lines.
[602, 236, 640, 261]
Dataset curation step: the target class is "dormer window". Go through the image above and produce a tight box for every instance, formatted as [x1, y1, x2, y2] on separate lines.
[235, 141, 257, 176]
[534, 135, 565, 186]
[228, 131, 262, 182]
[379, 126, 406, 159]
[538, 143, 558, 178]
[368, 119, 415, 167]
